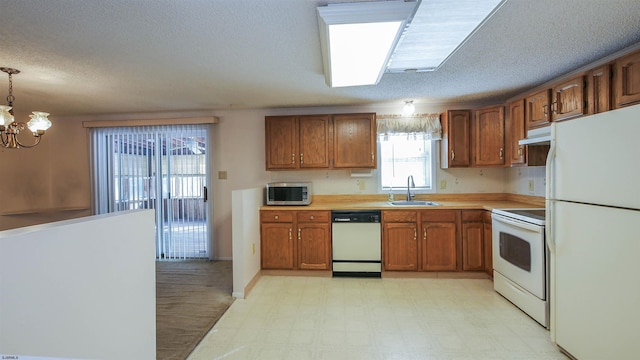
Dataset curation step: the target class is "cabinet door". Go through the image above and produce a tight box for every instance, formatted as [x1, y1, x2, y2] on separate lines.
[261, 222, 294, 269]
[265, 116, 298, 170]
[421, 222, 457, 271]
[383, 222, 418, 271]
[297, 222, 331, 270]
[473, 105, 505, 166]
[441, 110, 471, 168]
[483, 217, 493, 277]
[462, 222, 484, 271]
[508, 99, 527, 165]
[298, 115, 330, 169]
[552, 76, 585, 122]
[526, 90, 551, 129]
[614, 50, 640, 108]
[332, 113, 376, 168]
[587, 65, 611, 115]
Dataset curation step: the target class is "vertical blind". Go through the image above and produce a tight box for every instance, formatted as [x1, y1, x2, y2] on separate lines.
[90, 124, 209, 260]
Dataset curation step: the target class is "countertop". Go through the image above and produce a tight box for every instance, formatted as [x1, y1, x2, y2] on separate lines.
[260, 193, 545, 211]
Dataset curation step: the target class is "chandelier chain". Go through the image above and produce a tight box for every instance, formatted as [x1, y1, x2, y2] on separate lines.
[7, 72, 14, 106]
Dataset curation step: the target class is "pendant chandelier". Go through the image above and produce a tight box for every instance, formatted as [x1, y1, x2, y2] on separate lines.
[0, 67, 52, 148]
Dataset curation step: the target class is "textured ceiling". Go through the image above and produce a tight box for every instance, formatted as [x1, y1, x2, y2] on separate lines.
[0, 0, 639, 118]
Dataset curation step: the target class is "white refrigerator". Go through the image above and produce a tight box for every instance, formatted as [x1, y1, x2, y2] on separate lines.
[546, 104, 640, 359]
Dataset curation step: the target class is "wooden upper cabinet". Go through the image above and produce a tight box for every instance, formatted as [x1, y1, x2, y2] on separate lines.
[614, 49, 640, 108]
[507, 99, 527, 165]
[265, 116, 297, 170]
[440, 110, 471, 168]
[265, 115, 330, 170]
[332, 113, 376, 169]
[298, 115, 331, 169]
[551, 76, 586, 122]
[587, 64, 612, 115]
[526, 89, 551, 129]
[473, 105, 505, 166]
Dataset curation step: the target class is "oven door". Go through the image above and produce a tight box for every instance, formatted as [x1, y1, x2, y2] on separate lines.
[492, 213, 546, 300]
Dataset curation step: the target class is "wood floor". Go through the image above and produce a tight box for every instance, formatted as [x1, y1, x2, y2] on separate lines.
[156, 260, 234, 360]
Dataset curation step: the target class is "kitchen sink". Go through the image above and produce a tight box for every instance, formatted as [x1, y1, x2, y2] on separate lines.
[388, 200, 440, 206]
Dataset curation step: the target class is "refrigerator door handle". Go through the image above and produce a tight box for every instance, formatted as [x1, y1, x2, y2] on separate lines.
[545, 124, 557, 253]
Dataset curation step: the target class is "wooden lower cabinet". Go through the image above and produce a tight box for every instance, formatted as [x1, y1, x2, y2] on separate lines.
[261, 222, 294, 270]
[383, 211, 418, 271]
[297, 211, 331, 270]
[461, 211, 484, 271]
[483, 210, 493, 277]
[421, 210, 458, 271]
[260, 210, 330, 270]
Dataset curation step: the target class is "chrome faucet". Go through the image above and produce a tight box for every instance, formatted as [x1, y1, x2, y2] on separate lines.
[407, 175, 415, 201]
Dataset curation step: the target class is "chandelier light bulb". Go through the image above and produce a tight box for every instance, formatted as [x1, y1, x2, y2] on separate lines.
[0, 105, 14, 127]
[27, 112, 52, 133]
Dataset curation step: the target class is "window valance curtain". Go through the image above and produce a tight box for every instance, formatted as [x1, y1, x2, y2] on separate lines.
[376, 113, 442, 140]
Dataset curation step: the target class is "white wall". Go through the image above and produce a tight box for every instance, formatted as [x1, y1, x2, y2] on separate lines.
[0, 210, 156, 360]
[505, 166, 546, 197]
[231, 187, 263, 299]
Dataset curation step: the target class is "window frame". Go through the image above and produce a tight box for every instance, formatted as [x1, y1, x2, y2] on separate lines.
[376, 133, 438, 195]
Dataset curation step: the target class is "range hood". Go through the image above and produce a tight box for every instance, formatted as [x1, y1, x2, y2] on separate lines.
[519, 126, 552, 145]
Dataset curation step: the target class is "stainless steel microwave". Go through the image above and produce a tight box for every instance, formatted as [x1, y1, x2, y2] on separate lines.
[266, 182, 312, 205]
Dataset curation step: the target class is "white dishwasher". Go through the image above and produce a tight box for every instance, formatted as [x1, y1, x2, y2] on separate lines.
[331, 210, 382, 278]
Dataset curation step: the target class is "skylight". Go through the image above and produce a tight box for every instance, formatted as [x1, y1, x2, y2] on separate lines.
[317, 0, 506, 87]
[387, 0, 506, 72]
[317, 1, 416, 88]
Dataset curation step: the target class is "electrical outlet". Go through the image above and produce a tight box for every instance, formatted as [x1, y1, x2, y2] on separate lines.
[440, 180, 446, 189]
[528, 179, 535, 192]
[218, 170, 227, 180]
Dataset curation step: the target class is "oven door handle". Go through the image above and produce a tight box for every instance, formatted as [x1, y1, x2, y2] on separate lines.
[492, 214, 543, 233]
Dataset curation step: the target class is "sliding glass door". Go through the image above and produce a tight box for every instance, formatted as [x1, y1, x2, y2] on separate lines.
[91, 125, 211, 260]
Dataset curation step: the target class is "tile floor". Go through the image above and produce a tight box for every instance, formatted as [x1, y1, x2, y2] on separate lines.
[187, 276, 568, 360]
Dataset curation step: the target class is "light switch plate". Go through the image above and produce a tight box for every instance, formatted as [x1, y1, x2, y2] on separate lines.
[218, 170, 228, 180]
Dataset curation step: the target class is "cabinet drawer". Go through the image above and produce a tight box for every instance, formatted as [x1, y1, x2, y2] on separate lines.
[462, 210, 484, 222]
[297, 210, 330, 223]
[421, 210, 457, 222]
[383, 210, 417, 223]
[260, 210, 294, 223]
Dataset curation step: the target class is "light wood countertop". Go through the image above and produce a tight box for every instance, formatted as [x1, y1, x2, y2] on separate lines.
[260, 193, 544, 211]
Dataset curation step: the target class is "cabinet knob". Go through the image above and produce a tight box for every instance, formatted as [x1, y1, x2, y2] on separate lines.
[298, 228, 301, 240]
[274, 215, 279, 220]
[451, 149, 455, 161]
[499, 147, 504, 160]
[414, 229, 417, 240]
[289, 228, 292, 240]
[423, 228, 427, 240]
[310, 215, 314, 220]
